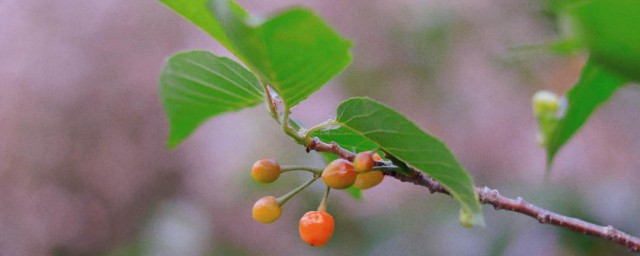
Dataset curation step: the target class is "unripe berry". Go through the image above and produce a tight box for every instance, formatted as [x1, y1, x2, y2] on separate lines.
[532, 90, 559, 115]
[251, 158, 281, 183]
[299, 211, 335, 247]
[353, 152, 375, 173]
[321, 159, 357, 189]
[252, 196, 282, 224]
[353, 171, 384, 190]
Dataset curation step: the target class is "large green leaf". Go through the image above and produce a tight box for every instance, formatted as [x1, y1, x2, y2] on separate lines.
[208, 0, 352, 107]
[545, 60, 626, 165]
[313, 126, 379, 153]
[568, 0, 640, 81]
[161, 0, 352, 107]
[160, 51, 264, 148]
[316, 97, 483, 226]
[159, 0, 233, 51]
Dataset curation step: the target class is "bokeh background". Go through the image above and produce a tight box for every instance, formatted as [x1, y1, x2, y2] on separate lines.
[2, 0, 640, 255]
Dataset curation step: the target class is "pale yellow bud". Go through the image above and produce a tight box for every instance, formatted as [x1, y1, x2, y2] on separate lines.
[532, 90, 559, 115]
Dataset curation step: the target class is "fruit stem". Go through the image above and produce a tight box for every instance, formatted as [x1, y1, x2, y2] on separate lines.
[276, 175, 320, 206]
[318, 186, 331, 212]
[281, 166, 322, 175]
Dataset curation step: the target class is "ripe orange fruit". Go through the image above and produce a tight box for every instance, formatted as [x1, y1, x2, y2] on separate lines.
[299, 211, 335, 247]
[321, 159, 357, 189]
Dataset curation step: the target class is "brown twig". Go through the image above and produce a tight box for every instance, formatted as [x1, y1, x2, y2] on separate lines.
[305, 137, 640, 253]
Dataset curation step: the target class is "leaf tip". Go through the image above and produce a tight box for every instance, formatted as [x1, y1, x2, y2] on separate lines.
[460, 207, 485, 228]
[345, 186, 363, 200]
[165, 136, 180, 150]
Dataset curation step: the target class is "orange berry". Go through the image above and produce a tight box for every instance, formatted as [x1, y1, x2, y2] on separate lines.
[251, 158, 281, 183]
[299, 211, 335, 247]
[372, 153, 383, 161]
[252, 196, 282, 223]
[321, 159, 357, 189]
[353, 171, 384, 190]
[353, 152, 375, 173]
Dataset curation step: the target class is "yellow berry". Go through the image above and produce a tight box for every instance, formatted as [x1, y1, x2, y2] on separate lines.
[321, 159, 357, 189]
[251, 158, 281, 183]
[252, 196, 282, 223]
[353, 171, 384, 190]
[353, 152, 375, 173]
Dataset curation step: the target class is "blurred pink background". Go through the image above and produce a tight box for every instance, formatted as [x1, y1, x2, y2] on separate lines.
[1, 0, 639, 255]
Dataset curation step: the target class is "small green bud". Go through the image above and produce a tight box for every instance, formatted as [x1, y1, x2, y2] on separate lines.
[459, 207, 484, 228]
[532, 90, 559, 116]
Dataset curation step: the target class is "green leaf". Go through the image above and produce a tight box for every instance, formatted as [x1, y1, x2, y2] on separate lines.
[313, 126, 379, 153]
[161, 0, 352, 107]
[568, 0, 640, 81]
[317, 97, 484, 226]
[209, 0, 352, 107]
[545, 60, 627, 166]
[160, 51, 264, 148]
[345, 186, 363, 200]
[159, 0, 233, 51]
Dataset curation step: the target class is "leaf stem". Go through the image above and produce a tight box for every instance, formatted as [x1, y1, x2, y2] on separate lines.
[260, 80, 279, 122]
[304, 120, 340, 141]
[260, 79, 306, 145]
[372, 166, 400, 172]
[282, 107, 305, 145]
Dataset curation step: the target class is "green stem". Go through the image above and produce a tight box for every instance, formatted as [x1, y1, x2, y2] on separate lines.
[260, 79, 306, 144]
[281, 166, 323, 175]
[304, 120, 340, 141]
[260, 80, 279, 122]
[282, 108, 305, 145]
[276, 175, 320, 206]
[318, 186, 331, 212]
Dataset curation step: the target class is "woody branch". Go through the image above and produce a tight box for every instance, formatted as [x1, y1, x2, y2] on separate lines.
[305, 137, 640, 253]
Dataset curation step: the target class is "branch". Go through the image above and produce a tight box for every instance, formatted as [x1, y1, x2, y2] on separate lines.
[305, 137, 640, 253]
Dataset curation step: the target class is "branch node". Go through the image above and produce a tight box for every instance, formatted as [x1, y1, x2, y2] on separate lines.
[604, 225, 616, 239]
[305, 137, 318, 153]
[330, 141, 339, 151]
[536, 212, 551, 224]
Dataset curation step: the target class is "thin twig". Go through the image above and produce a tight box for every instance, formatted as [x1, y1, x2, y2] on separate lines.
[305, 137, 640, 253]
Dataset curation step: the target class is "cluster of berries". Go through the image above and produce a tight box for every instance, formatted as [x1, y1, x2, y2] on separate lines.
[250, 152, 385, 247]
